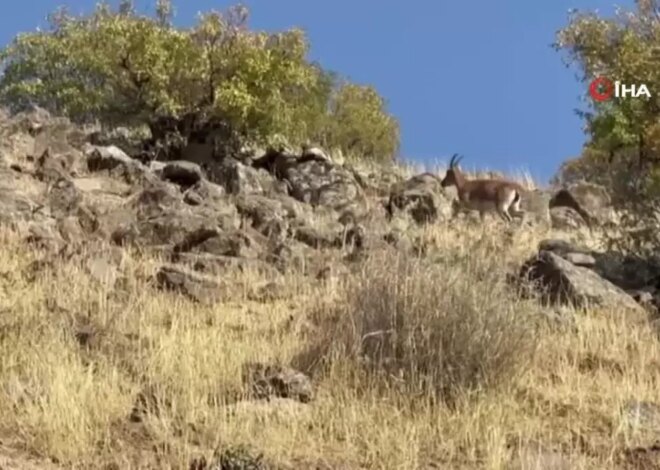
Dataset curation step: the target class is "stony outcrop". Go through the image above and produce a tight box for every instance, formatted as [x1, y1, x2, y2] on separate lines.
[1, 106, 656, 320]
[518, 239, 658, 313]
[386, 172, 452, 224]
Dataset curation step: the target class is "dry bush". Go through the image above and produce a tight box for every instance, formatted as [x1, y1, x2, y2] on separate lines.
[298, 250, 541, 404]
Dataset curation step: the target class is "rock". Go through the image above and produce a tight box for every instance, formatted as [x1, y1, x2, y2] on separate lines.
[234, 194, 290, 241]
[155, 264, 227, 304]
[254, 148, 363, 210]
[286, 158, 361, 209]
[86, 145, 137, 172]
[182, 180, 226, 205]
[47, 177, 82, 218]
[387, 173, 451, 224]
[349, 164, 407, 198]
[56, 216, 86, 243]
[29, 117, 73, 155]
[538, 239, 592, 255]
[550, 206, 587, 230]
[112, 182, 240, 248]
[563, 252, 596, 267]
[629, 289, 656, 309]
[301, 144, 332, 163]
[252, 147, 298, 177]
[548, 188, 595, 226]
[566, 181, 611, 212]
[244, 363, 314, 403]
[263, 241, 316, 274]
[136, 207, 237, 248]
[519, 251, 643, 312]
[593, 252, 660, 291]
[210, 158, 274, 195]
[161, 160, 204, 188]
[34, 147, 80, 182]
[149, 160, 166, 173]
[519, 189, 552, 225]
[0, 164, 48, 225]
[173, 227, 263, 259]
[293, 223, 344, 249]
[536, 239, 596, 267]
[25, 221, 65, 252]
[73, 175, 131, 197]
[182, 190, 203, 206]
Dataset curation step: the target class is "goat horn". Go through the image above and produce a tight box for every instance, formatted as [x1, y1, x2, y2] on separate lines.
[449, 153, 459, 168]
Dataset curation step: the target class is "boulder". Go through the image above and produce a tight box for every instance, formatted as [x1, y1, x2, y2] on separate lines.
[86, 145, 137, 172]
[387, 173, 451, 224]
[173, 227, 264, 259]
[210, 157, 275, 195]
[519, 250, 643, 312]
[516, 189, 552, 225]
[253, 148, 363, 210]
[285, 158, 362, 210]
[592, 252, 660, 291]
[550, 207, 587, 230]
[105, 180, 239, 248]
[161, 160, 204, 188]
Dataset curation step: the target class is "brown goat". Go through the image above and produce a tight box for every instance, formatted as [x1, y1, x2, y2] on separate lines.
[441, 154, 526, 222]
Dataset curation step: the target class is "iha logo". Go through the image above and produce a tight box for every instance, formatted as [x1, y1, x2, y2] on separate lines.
[589, 76, 652, 102]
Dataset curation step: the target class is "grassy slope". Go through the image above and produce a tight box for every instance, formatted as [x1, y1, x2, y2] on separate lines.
[0, 167, 658, 470]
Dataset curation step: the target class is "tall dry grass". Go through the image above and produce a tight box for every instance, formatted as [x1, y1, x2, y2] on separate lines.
[296, 250, 542, 405]
[0, 210, 658, 468]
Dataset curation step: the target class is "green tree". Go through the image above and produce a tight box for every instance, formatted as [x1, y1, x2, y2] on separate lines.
[0, 1, 400, 162]
[321, 83, 401, 161]
[554, 0, 660, 254]
[555, 0, 659, 169]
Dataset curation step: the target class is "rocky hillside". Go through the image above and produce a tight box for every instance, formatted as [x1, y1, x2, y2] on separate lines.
[1, 107, 660, 469]
[0, 107, 655, 311]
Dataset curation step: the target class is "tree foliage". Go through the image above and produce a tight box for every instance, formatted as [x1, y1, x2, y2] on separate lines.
[0, 1, 400, 161]
[554, 0, 660, 254]
[556, 1, 659, 159]
[319, 83, 400, 160]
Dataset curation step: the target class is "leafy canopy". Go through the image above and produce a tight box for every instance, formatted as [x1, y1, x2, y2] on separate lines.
[554, 0, 660, 183]
[0, 0, 400, 161]
[554, 0, 660, 254]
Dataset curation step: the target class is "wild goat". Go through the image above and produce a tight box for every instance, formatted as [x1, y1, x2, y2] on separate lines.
[441, 153, 526, 222]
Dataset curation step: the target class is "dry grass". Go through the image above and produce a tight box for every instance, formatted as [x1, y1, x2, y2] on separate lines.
[296, 250, 541, 405]
[0, 209, 659, 469]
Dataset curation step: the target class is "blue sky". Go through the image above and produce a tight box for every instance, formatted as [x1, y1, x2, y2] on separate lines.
[0, 1, 634, 183]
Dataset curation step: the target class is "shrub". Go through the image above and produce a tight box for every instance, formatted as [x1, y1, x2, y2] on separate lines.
[298, 251, 540, 403]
